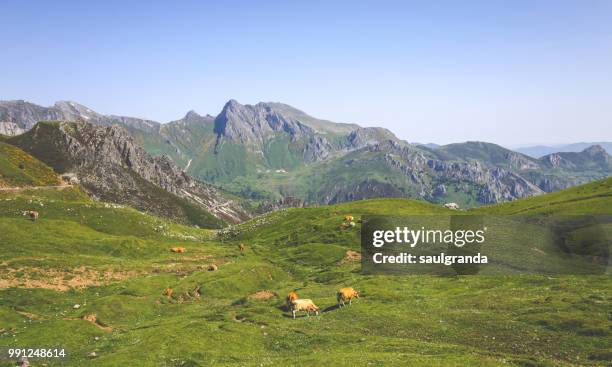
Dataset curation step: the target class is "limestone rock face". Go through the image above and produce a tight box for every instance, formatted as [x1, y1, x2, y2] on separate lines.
[10, 121, 250, 225]
[213, 99, 314, 148]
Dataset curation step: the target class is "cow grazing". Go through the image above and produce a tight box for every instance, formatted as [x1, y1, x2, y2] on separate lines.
[344, 215, 354, 222]
[170, 247, 186, 253]
[337, 287, 359, 307]
[286, 291, 298, 309]
[290, 299, 320, 319]
[239, 243, 245, 254]
[22, 210, 39, 221]
[163, 288, 173, 297]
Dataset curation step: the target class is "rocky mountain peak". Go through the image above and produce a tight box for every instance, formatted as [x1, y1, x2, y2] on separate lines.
[184, 110, 201, 119]
[214, 99, 313, 147]
[583, 144, 607, 156]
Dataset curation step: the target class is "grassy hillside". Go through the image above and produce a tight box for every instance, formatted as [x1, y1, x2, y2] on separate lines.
[473, 177, 612, 215]
[0, 142, 61, 187]
[0, 180, 610, 366]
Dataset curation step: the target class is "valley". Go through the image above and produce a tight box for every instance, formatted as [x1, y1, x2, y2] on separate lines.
[0, 147, 610, 365]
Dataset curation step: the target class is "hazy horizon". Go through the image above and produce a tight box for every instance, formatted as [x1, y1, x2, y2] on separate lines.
[2, 1, 611, 145]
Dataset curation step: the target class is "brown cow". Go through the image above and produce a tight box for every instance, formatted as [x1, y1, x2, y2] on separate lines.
[239, 243, 245, 254]
[290, 299, 320, 319]
[22, 210, 39, 221]
[337, 287, 359, 307]
[170, 247, 186, 253]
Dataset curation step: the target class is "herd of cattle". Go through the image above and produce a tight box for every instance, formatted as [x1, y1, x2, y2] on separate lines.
[23, 210, 362, 319]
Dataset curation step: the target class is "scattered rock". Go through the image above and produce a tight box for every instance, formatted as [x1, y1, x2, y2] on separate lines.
[73, 304, 81, 309]
[432, 184, 447, 196]
[248, 290, 276, 301]
[82, 314, 113, 332]
[339, 250, 362, 265]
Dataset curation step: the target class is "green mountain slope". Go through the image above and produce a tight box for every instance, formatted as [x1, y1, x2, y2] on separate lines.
[6, 121, 250, 227]
[434, 141, 540, 169]
[0, 142, 61, 187]
[0, 179, 610, 366]
[474, 176, 612, 215]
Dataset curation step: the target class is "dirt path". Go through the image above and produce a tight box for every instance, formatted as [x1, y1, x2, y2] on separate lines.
[184, 158, 193, 172]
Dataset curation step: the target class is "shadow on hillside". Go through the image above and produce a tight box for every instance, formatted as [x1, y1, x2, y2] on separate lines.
[279, 304, 342, 318]
[278, 302, 346, 316]
[277, 305, 290, 312]
[281, 313, 317, 319]
[322, 304, 340, 313]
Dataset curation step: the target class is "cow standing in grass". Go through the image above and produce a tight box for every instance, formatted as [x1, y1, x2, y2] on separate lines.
[290, 299, 320, 319]
[337, 287, 359, 307]
[22, 210, 39, 221]
[239, 243, 245, 254]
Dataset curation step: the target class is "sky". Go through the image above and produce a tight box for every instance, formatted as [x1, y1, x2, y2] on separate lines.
[2, 0, 611, 146]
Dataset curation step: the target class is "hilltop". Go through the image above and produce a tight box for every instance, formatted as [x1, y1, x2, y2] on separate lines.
[0, 142, 61, 187]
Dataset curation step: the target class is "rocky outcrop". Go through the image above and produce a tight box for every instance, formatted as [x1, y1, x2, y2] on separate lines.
[540, 145, 611, 171]
[325, 179, 405, 204]
[303, 136, 332, 163]
[342, 127, 399, 150]
[375, 142, 544, 203]
[0, 121, 25, 136]
[0, 100, 163, 135]
[257, 196, 305, 213]
[213, 100, 314, 149]
[1, 100, 68, 133]
[9, 121, 250, 225]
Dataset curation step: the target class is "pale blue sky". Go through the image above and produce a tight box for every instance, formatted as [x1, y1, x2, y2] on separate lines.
[2, 0, 611, 145]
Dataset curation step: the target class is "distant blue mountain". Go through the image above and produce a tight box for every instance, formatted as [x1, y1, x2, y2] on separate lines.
[515, 142, 612, 158]
[413, 143, 440, 149]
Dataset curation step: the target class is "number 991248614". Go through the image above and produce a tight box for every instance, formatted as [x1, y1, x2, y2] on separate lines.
[1, 347, 68, 360]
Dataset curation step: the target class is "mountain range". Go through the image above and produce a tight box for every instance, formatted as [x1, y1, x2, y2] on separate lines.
[4, 120, 249, 227]
[1, 99, 610, 216]
[514, 142, 612, 158]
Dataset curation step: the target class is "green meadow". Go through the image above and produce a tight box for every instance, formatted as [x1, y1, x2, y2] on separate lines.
[0, 164, 610, 365]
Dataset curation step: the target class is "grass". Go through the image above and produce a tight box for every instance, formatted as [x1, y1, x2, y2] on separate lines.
[0, 179, 610, 366]
[473, 177, 612, 215]
[0, 142, 61, 187]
